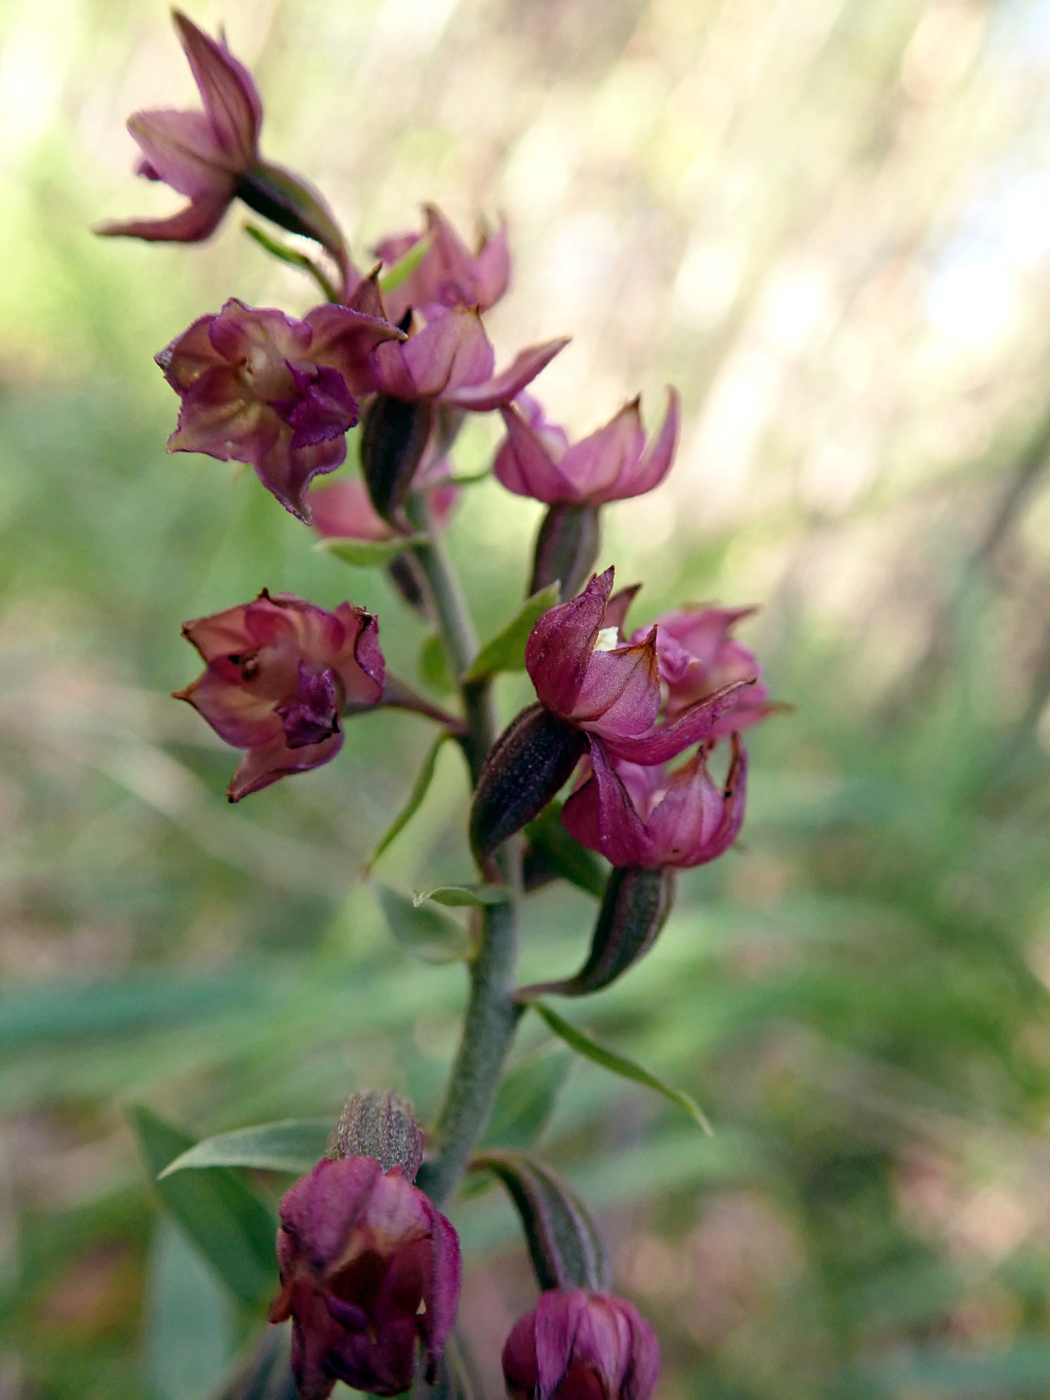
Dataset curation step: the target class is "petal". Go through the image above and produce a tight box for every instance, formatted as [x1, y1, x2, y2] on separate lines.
[96, 190, 230, 243]
[473, 216, 511, 310]
[208, 298, 312, 373]
[556, 398, 645, 504]
[534, 1290, 589, 1400]
[385, 308, 495, 400]
[420, 1201, 462, 1383]
[168, 368, 279, 463]
[180, 603, 254, 663]
[227, 728, 344, 799]
[174, 666, 280, 749]
[126, 109, 229, 196]
[309, 478, 393, 542]
[248, 592, 346, 665]
[157, 313, 223, 391]
[502, 1309, 541, 1400]
[283, 366, 358, 450]
[603, 678, 754, 764]
[305, 302, 405, 396]
[278, 1157, 384, 1275]
[619, 1300, 660, 1400]
[562, 739, 652, 867]
[604, 387, 680, 502]
[574, 632, 660, 737]
[442, 336, 569, 411]
[173, 11, 262, 169]
[526, 568, 615, 716]
[604, 584, 641, 636]
[642, 752, 726, 869]
[253, 431, 348, 522]
[493, 403, 572, 503]
[332, 605, 385, 704]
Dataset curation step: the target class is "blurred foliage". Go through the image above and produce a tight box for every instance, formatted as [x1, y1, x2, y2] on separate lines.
[4, 0, 1050, 1398]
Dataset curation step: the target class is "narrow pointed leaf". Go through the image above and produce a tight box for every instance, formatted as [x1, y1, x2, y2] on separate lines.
[130, 1106, 278, 1308]
[462, 583, 561, 683]
[481, 1049, 572, 1150]
[146, 1216, 235, 1400]
[470, 1148, 609, 1291]
[315, 534, 426, 568]
[414, 884, 512, 908]
[366, 732, 450, 870]
[159, 1120, 332, 1178]
[375, 883, 470, 963]
[529, 1001, 713, 1135]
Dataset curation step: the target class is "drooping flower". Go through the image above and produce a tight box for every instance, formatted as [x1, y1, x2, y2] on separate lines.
[98, 11, 346, 260]
[502, 1289, 659, 1400]
[175, 590, 384, 801]
[158, 295, 401, 520]
[270, 1155, 461, 1400]
[524, 568, 745, 763]
[494, 390, 680, 506]
[375, 204, 510, 325]
[562, 734, 748, 869]
[372, 306, 567, 412]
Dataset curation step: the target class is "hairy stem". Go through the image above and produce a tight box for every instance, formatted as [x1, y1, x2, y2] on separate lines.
[405, 492, 523, 1206]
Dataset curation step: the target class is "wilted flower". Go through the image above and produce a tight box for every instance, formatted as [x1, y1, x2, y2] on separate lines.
[158, 296, 401, 520]
[269, 1155, 461, 1400]
[175, 590, 383, 801]
[372, 307, 567, 412]
[525, 568, 744, 764]
[636, 606, 771, 733]
[375, 204, 510, 325]
[494, 390, 680, 506]
[562, 734, 747, 869]
[97, 11, 261, 242]
[502, 1289, 659, 1400]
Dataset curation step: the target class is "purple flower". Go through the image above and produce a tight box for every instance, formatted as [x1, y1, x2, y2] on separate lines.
[635, 606, 771, 734]
[174, 590, 384, 801]
[97, 11, 262, 242]
[502, 1289, 659, 1400]
[269, 1156, 461, 1400]
[525, 568, 745, 764]
[372, 306, 567, 412]
[375, 204, 510, 324]
[494, 390, 680, 506]
[158, 296, 401, 520]
[562, 734, 748, 869]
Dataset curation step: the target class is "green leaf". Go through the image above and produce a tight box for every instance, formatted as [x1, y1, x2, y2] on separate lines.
[419, 632, 454, 694]
[529, 1001, 713, 1135]
[145, 1216, 235, 1400]
[375, 884, 471, 963]
[414, 884, 512, 908]
[366, 732, 451, 870]
[378, 233, 431, 293]
[315, 535, 425, 568]
[462, 583, 561, 683]
[481, 1049, 572, 1149]
[130, 1106, 278, 1309]
[524, 801, 608, 898]
[159, 1120, 332, 1178]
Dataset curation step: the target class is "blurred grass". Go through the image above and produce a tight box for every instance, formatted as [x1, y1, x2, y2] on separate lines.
[6, 0, 1050, 1398]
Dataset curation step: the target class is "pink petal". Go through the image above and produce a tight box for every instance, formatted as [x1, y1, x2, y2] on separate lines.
[96, 190, 230, 243]
[643, 753, 726, 869]
[180, 603, 254, 663]
[254, 431, 348, 522]
[557, 398, 645, 504]
[157, 313, 223, 391]
[227, 727, 344, 800]
[603, 679, 753, 764]
[167, 368, 278, 462]
[473, 218, 511, 310]
[126, 109, 230, 197]
[405, 308, 494, 398]
[173, 11, 262, 169]
[332, 604, 385, 704]
[534, 1290, 589, 1400]
[309, 478, 393, 542]
[604, 387, 680, 502]
[278, 1157, 384, 1275]
[493, 403, 571, 502]
[305, 302, 404, 396]
[574, 633, 661, 737]
[174, 667, 280, 750]
[526, 568, 614, 716]
[442, 336, 569, 411]
[420, 1200, 462, 1383]
[208, 298, 312, 371]
[562, 739, 651, 867]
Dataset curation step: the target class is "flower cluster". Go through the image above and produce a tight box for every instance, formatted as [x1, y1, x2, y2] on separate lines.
[102, 15, 785, 1400]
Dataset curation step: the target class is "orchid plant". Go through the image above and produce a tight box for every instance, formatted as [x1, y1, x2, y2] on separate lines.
[101, 16, 778, 1400]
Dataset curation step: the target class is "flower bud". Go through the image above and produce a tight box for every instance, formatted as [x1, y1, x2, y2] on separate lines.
[470, 704, 587, 861]
[327, 1091, 425, 1183]
[270, 1156, 461, 1399]
[516, 866, 674, 1000]
[376, 204, 511, 325]
[361, 396, 435, 522]
[530, 503, 602, 601]
[502, 1290, 659, 1400]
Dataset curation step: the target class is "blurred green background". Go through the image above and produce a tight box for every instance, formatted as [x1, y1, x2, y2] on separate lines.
[5, 0, 1050, 1396]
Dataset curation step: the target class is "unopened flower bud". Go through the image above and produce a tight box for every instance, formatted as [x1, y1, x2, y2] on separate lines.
[530, 503, 602, 601]
[270, 1154, 460, 1399]
[502, 1290, 659, 1400]
[327, 1091, 425, 1183]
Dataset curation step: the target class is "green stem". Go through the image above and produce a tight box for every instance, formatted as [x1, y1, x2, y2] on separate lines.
[404, 492, 523, 1206]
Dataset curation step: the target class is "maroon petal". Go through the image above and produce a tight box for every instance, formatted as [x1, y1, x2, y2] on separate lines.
[96, 189, 231, 243]
[305, 302, 405, 396]
[442, 336, 569, 411]
[562, 739, 652, 867]
[278, 1157, 384, 1273]
[254, 430, 348, 523]
[332, 605, 385, 704]
[276, 665, 340, 748]
[420, 1200, 462, 1383]
[173, 10, 262, 169]
[603, 679, 753, 764]
[174, 667, 280, 750]
[227, 728, 344, 800]
[156, 313, 223, 391]
[526, 568, 615, 716]
[534, 1289, 588, 1400]
[282, 366, 358, 450]
[574, 633, 660, 738]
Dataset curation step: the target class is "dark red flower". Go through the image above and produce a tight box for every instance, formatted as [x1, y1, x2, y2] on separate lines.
[502, 1289, 659, 1400]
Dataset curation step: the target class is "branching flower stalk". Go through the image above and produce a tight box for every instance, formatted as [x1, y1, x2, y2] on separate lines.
[101, 14, 782, 1400]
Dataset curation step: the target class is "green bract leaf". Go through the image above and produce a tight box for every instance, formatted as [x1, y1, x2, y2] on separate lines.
[244, 223, 339, 303]
[315, 535, 426, 568]
[529, 1001, 713, 1135]
[462, 583, 561, 683]
[159, 1120, 332, 1178]
[130, 1106, 278, 1309]
[414, 884, 512, 908]
[375, 883, 471, 963]
[419, 632, 454, 694]
[366, 732, 451, 871]
[378, 233, 431, 293]
[481, 1049, 572, 1149]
